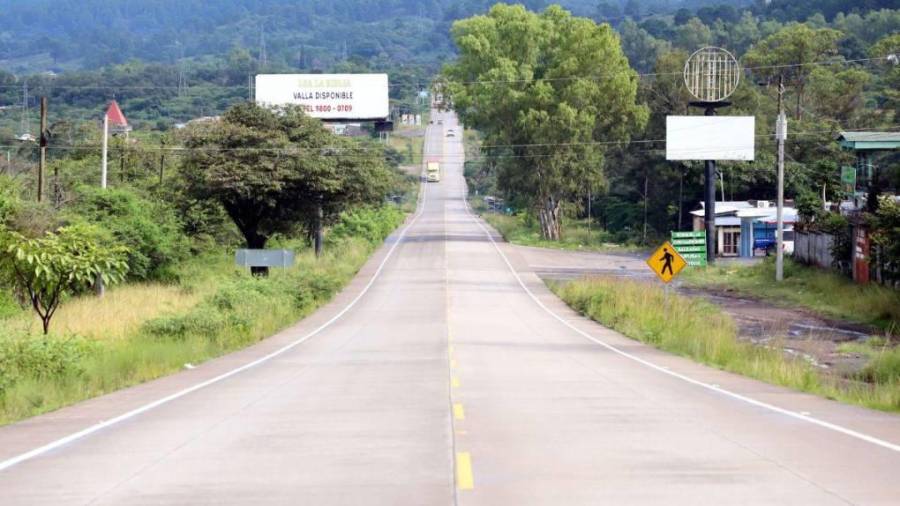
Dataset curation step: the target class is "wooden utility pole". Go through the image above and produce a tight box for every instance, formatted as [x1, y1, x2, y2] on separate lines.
[159, 137, 166, 184]
[314, 201, 324, 257]
[37, 97, 47, 202]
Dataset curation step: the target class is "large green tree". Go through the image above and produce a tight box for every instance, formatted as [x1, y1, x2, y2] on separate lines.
[180, 103, 396, 263]
[744, 24, 843, 120]
[444, 4, 647, 240]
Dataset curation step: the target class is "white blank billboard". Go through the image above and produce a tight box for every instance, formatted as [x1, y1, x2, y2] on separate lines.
[666, 116, 755, 161]
[255, 74, 389, 120]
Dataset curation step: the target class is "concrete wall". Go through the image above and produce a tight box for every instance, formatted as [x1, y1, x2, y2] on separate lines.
[793, 232, 833, 269]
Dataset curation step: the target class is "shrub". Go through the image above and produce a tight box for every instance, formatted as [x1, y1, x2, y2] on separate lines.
[67, 186, 189, 281]
[0, 334, 97, 397]
[0, 290, 19, 319]
[330, 206, 404, 245]
[859, 347, 900, 385]
[0, 175, 21, 226]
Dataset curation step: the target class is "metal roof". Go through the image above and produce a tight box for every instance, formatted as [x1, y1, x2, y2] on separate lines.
[838, 131, 900, 150]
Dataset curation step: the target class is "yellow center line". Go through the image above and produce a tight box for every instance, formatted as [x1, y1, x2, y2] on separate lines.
[456, 452, 474, 490]
[450, 359, 458, 369]
[453, 403, 465, 420]
[451, 376, 460, 388]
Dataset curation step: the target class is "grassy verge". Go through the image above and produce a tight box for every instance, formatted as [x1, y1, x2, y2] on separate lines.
[470, 202, 644, 254]
[551, 277, 900, 412]
[0, 205, 406, 425]
[681, 258, 900, 335]
[388, 128, 425, 166]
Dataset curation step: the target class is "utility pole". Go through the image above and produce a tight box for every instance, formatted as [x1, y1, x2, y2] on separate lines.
[159, 137, 166, 185]
[38, 97, 47, 202]
[775, 74, 787, 282]
[720, 169, 726, 202]
[586, 183, 592, 243]
[101, 112, 108, 189]
[97, 110, 110, 297]
[314, 199, 324, 258]
[21, 82, 29, 136]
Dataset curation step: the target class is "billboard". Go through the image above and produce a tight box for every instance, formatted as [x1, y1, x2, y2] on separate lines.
[666, 116, 755, 161]
[255, 74, 389, 120]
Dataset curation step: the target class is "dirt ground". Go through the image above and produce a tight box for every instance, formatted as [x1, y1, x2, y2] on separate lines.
[677, 287, 877, 375]
[513, 244, 883, 378]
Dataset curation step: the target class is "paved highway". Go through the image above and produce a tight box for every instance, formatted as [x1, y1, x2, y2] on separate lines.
[0, 109, 898, 505]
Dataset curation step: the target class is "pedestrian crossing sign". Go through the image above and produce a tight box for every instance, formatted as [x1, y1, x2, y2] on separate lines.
[646, 241, 687, 283]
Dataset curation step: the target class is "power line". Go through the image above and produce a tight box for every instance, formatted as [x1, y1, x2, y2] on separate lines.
[3, 126, 893, 156]
[0, 56, 888, 93]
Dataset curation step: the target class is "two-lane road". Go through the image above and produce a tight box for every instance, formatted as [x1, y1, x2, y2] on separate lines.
[0, 109, 898, 505]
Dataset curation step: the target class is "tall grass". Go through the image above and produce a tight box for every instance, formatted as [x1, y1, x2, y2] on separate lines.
[552, 277, 900, 412]
[0, 206, 405, 425]
[475, 208, 643, 253]
[683, 258, 900, 334]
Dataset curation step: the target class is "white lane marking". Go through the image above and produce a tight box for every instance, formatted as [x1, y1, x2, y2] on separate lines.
[0, 142, 435, 473]
[459, 186, 900, 455]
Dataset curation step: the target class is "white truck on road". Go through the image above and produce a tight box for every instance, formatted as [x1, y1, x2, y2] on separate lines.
[426, 161, 441, 183]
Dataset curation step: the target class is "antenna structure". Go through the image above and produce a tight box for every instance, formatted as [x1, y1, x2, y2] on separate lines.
[683, 47, 741, 103]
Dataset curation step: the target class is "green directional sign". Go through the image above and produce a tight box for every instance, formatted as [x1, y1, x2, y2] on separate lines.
[841, 165, 856, 193]
[671, 230, 707, 267]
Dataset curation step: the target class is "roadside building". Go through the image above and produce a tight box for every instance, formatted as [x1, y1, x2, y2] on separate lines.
[690, 200, 797, 258]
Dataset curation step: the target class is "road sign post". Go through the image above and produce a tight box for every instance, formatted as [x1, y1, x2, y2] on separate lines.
[646, 241, 688, 284]
[671, 231, 707, 267]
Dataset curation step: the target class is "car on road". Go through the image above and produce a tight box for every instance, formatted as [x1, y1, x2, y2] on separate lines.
[446, 129, 455, 137]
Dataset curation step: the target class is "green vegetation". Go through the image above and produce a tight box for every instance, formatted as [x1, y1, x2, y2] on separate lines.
[682, 258, 900, 334]
[0, 206, 405, 425]
[552, 276, 900, 412]
[0, 90, 413, 424]
[470, 200, 643, 253]
[444, 4, 648, 240]
[0, 224, 130, 334]
[65, 186, 190, 281]
[388, 134, 426, 168]
[181, 103, 396, 261]
[439, 3, 899, 248]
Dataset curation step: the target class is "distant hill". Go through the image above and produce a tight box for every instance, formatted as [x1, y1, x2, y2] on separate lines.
[0, 0, 758, 74]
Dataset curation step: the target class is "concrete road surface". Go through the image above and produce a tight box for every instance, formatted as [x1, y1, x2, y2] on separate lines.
[0, 110, 898, 505]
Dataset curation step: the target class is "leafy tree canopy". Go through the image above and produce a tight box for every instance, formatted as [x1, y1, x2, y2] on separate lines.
[180, 103, 397, 254]
[444, 3, 647, 239]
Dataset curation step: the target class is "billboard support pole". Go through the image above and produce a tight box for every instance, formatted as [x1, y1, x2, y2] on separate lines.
[704, 106, 716, 265]
[688, 101, 731, 264]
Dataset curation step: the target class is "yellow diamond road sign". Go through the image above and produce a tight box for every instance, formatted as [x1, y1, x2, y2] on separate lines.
[646, 241, 687, 283]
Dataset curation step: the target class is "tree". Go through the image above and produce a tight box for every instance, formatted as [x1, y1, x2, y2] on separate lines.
[744, 24, 843, 120]
[807, 66, 871, 125]
[675, 18, 712, 50]
[618, 19, 670, 74]
[870, 33, 900, 119]
[0, 224, 129, 334]
[595, 1, 621, 22]
[444, 4, 647, 240]
[180, 103, 396, 267]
